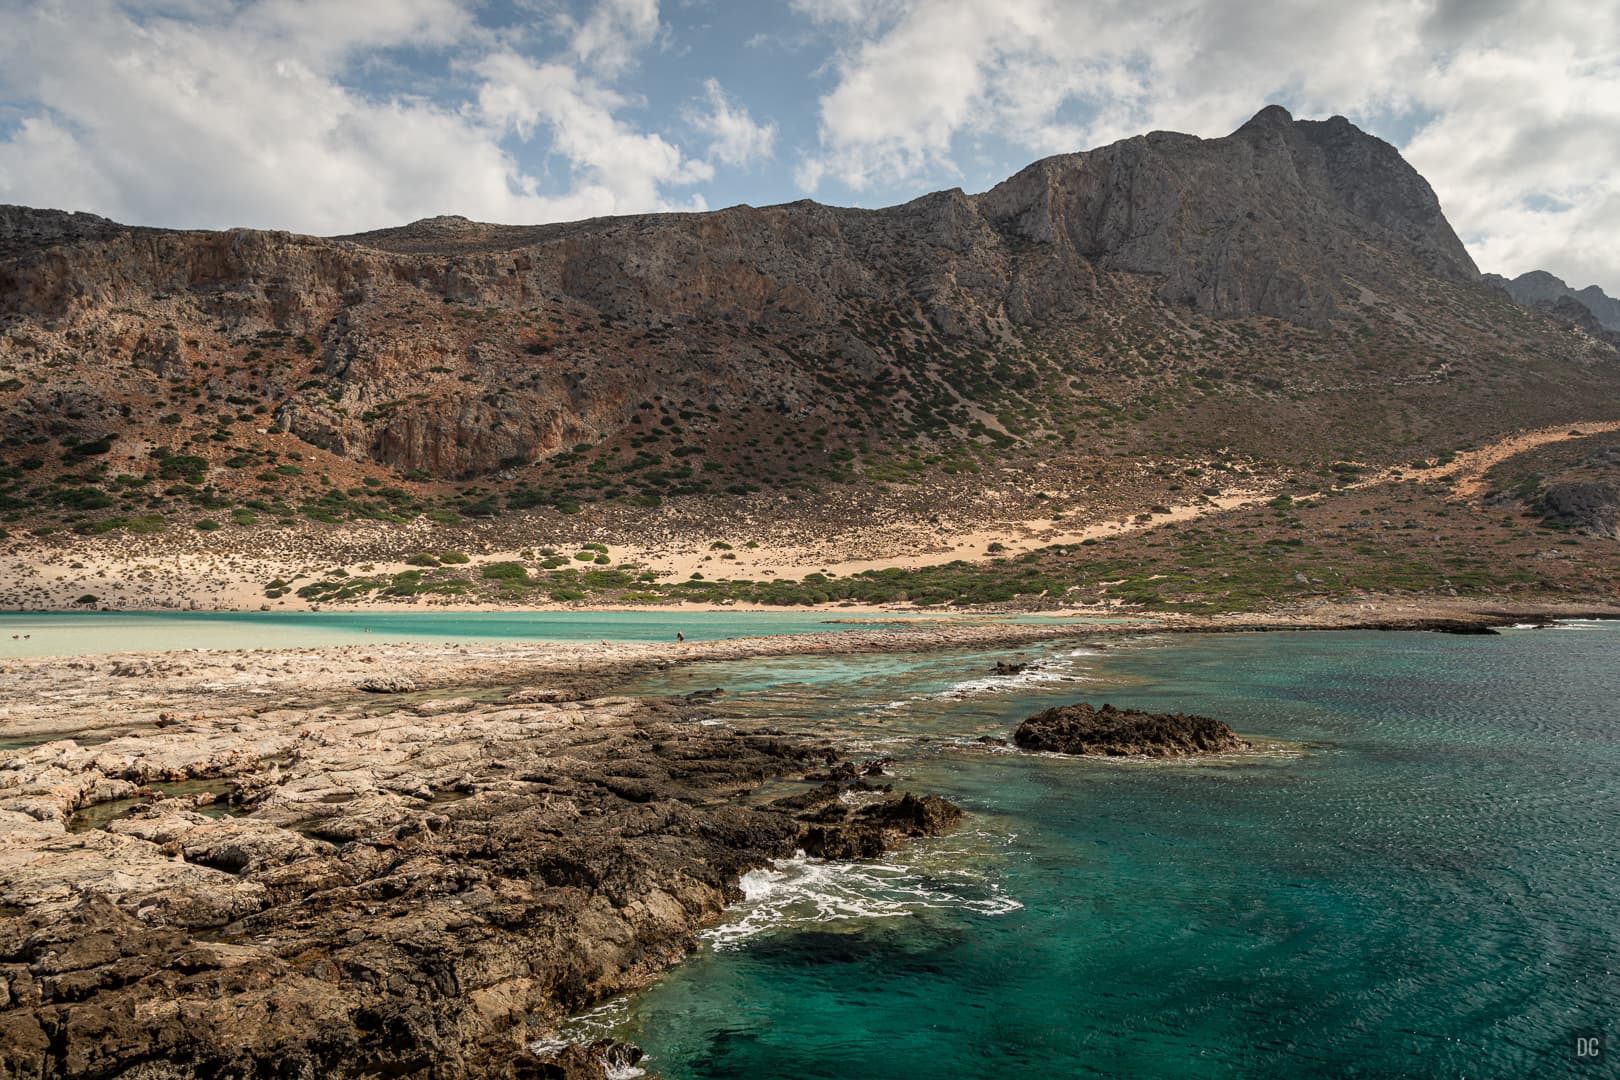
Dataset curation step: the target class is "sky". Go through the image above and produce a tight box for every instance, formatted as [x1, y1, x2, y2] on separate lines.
[0, 0, 1617, 295]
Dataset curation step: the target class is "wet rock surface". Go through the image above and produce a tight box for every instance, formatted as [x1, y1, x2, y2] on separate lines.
[0, 675, 962, 1079]
[1013, 701, 1249, 757]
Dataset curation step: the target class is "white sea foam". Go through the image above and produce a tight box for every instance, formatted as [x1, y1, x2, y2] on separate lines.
[564, 996, 633, 1036]
[704, 847, 1022, 951]
[530, 997, 648, 1075]
[871, 652, 1101, 711]
[527, 1038, 570, 1056]
[936, 671, 1086, 698]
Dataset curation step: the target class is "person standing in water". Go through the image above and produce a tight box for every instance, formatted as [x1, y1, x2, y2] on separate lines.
[676, 632, 684, 642]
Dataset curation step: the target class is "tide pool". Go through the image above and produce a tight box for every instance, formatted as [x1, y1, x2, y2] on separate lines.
[596, 623, 1620, 1078]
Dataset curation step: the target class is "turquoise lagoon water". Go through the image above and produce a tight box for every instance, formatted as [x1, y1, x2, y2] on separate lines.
[583, 623, 1620, 1078]
[0, 609, 942, 658]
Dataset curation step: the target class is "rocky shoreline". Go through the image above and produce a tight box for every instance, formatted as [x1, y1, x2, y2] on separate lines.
[0, 640, 969, 1080]
[1, 607, 1615, 1078]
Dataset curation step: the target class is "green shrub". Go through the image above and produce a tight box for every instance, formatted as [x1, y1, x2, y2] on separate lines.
[194, 518, 221, 531]
[438, 550, 470, 564]
[405, 553, 441, 567]
[480, 561, 529, 582]
[67, 436, 114, 459]
[158, 455, 209, 480]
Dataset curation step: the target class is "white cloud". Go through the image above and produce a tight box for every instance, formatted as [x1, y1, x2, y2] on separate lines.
[476, 50, 712, 212]
[686, 78, 776, 168]
[0, 0, 712, 233]
[793, 0, 1620, 294]
[564, 0, 662, 76]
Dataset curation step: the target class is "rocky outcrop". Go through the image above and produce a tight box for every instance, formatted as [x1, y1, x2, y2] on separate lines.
[1539, 481, 1620, 537]
[0, 690, 962, 1079]
[1013, 701, 1249, 757]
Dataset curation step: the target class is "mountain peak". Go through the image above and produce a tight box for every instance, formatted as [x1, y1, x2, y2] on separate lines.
[1236, 103, 1295, 133]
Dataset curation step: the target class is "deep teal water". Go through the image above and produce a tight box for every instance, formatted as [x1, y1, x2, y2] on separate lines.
[588, 623, 1620, 1078]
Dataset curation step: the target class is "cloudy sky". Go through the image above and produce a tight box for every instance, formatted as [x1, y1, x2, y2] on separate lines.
[1, 0, 1616, 293]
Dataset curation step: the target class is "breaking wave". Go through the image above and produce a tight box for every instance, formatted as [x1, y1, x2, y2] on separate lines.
[705, 842, 1022, 951]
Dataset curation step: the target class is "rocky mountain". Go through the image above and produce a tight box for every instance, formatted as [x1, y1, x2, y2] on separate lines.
[1, 106, 1617, 537]
[1486, 269, 1620, 331]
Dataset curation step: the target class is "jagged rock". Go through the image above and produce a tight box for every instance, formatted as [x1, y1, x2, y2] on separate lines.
[798, 793, 964, 860]
[990, 660, 1028, 676]
[1013, 702, 1249, 757]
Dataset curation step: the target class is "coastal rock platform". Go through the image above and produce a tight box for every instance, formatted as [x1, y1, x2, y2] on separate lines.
[0, 649, 965, 1080]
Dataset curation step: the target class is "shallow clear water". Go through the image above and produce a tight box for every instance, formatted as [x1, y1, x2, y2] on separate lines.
[0, 609, 944, 658]
[597, 623, 1620, 1078]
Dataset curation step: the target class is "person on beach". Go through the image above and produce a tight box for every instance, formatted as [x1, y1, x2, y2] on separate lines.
[677, 632, 684, 642]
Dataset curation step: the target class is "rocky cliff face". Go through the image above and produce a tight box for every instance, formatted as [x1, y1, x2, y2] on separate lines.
[0, 107, 1612, 510]
[978, 105, 1477, 326]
